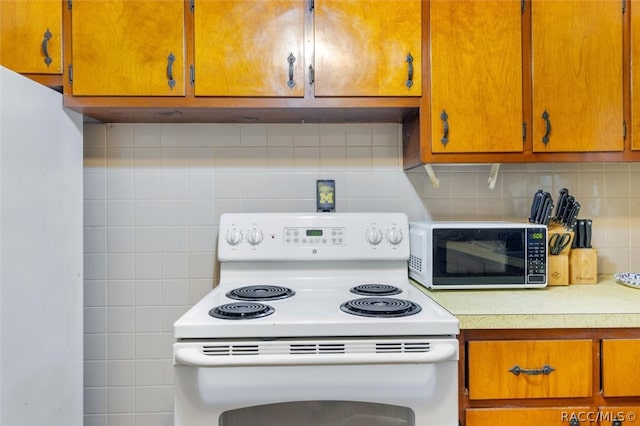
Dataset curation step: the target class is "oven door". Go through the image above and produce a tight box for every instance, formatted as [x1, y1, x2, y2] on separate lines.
[174, 337, 459, 426]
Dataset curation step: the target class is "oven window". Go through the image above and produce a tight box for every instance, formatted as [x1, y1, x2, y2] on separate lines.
[219, 401, 415, 426]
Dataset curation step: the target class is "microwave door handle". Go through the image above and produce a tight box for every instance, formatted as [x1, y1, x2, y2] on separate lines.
[174, 341, 458, 368]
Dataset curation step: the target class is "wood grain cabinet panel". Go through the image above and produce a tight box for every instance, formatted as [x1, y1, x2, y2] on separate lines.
[467, 340, 592, 400]
[428, 0, 523, 154]
[531, 0, 623, 152]
[70, 0, 185, 96]
[466, 407, 597, 426]
[194, 0, 304, 97]
[632, 0, 640, 151]
[0, 0, 62, 74]
[602, 339, 640, 397]
[598, 406, 640, 425]
[314, 0, 421, 97]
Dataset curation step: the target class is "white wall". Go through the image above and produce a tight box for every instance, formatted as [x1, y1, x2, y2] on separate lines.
[83, 122, 640, 425]
[1, 67, 83, 426]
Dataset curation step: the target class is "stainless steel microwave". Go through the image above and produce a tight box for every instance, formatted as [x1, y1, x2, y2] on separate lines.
[409, 221, 548, 289]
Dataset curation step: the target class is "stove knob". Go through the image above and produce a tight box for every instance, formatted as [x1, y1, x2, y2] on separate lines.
[365, 228, 384, 245]
[386, 227, 404, 245]
[225, 229, 243, 246]
[246, 228, 264, 246]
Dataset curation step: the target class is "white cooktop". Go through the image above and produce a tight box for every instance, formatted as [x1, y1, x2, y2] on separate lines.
[174, 279, 459, 338]
[174, 212, 459, 339]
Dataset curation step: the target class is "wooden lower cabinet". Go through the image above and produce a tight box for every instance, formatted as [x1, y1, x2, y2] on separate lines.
[466, 407, 596, 426]
[468, 340, 592, 400]
[602, 339, 640, 397]
[599, 407, 640, 425]
[460, 330, 640, 426]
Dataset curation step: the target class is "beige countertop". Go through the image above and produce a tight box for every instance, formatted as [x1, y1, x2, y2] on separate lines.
[415, 275, 640, 329]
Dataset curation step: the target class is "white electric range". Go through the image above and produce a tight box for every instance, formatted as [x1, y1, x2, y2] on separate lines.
[174, 212, 460, 426]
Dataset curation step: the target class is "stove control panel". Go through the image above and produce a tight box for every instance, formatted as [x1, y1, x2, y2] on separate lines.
[218, 212, 409, 261]
[284, 227, 346, 246]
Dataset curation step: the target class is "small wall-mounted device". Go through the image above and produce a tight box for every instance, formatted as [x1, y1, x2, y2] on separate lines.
[316, 180, 335, 212]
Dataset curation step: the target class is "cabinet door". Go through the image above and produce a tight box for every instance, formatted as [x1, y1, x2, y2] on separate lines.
[599, 406, 640, 425]
[70, 0, 185, 96]
[314, 0, 421, 96]
[0, 0, 62, 74]
[467, 340, 592, 400]
[632, 0, 640, 151]
[602, 339, 640, 397]
[429, 0, 523, 154]
[466, 407, 597, 426]
[194, 0, 304, 97]
[531, 0, 623, 152]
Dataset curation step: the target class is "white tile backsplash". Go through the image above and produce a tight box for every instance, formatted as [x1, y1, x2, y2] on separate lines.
[84, 122, 640, 423]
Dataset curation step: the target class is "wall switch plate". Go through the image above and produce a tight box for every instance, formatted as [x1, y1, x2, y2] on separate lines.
[316, 180, 335, 212]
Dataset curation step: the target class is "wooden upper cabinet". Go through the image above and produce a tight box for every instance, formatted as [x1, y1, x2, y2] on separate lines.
[0, 0, 62, 74]
[70, 0, 185, 96]
[194, 0, 304, 97]
[429, 0, 523, 154]
[314, 0, 421, 97]
[531, 0, 623, 152]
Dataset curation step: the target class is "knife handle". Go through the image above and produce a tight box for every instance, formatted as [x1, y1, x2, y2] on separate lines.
[585, 219, 592, 248]
[566, 204, 580, 230]
[529, 190, 543, 223]
[554, 188, 569, 221]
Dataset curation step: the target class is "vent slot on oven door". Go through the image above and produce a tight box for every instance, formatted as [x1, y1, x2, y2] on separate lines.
[198, 340, 433, 357]
[202, 344, 259, 356]
[290, 344, 346, 354]
[376, 341, 431, 353]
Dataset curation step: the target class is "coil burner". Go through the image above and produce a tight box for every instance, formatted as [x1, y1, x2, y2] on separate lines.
[350, 284, 402, 296]
[226, 285, 295, 301]
[340, 297, 422, 318]
[209, 302, 275, 320]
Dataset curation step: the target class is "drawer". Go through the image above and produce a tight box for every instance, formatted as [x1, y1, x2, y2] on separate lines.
[466, 407, 596, 426]
[602, 339, 640, 397]
[467, 339, 592, 400]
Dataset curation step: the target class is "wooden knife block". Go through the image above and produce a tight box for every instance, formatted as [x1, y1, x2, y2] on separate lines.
[548, 254, 569, 286]
[547, 224, 574, 255]
[569, 248, 598, 284]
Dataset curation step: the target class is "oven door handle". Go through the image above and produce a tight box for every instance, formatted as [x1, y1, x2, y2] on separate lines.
[174, 342, 457, 367]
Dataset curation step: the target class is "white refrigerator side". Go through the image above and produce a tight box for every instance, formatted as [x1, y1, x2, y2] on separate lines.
[0, 66, 83, 426]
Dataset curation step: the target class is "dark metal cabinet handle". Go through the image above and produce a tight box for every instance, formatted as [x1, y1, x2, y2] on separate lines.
[167, 52, 176, 89]
[287, 53, 296, 89]
[405, 53, 413, 88]
[508, 364, 555, 376]
[41, 28, 53, 67]
[440, 110, 449, 146]
[542, 110, 551, 144]
[308, 65, 315, 85]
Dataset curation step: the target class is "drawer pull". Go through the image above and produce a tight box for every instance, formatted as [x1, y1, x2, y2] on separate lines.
[508, 364, 555, 376]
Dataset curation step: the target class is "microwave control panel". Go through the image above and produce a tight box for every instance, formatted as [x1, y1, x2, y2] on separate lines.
[526, 228, 547, 283]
